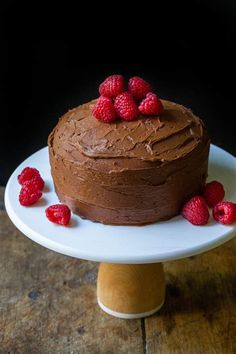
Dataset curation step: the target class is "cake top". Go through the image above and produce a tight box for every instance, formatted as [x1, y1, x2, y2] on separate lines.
[50, 99, 208, 165]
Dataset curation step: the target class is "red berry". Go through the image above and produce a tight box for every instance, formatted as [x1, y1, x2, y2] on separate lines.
[19, 184, 42, 206]
[128, 76, 152, 100]
[99, 74, 125, 98]
[92, 96, 117, 123]
[45, 204, 71, 226]
[181, 196, 209, 225]
[203, 180, 225, 207]
[18, 167, 41, 185]
[138, 93, 164, 116]
[213, 202, 236, 225]
[114, 92, 139, 121]
[23, 175, 45, 191]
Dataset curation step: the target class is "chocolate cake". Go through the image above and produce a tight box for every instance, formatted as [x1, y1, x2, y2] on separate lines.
[48, 99, 210, 225]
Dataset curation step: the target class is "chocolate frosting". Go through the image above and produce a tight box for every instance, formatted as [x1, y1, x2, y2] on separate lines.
[48, 99, 210, 225]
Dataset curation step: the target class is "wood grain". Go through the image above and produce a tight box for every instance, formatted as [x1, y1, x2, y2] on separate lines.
[0, 186, 235, 353]
[145, 239, 236, 354]
[0, 204, 143, 353]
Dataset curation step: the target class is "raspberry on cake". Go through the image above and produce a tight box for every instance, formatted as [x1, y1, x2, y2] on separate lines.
[99, 74, 125, 98]
[92, 96, 117, 123]
[128, 76, 152, 100]
[139, 93, 163, 116]
[114, 92, 139, 121]
[48, 96, 210, 225]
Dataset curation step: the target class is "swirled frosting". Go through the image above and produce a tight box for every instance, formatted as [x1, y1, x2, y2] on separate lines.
[48, 99, 210, 225]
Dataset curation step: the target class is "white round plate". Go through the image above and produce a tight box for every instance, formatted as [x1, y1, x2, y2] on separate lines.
[5, 145, 236, 264]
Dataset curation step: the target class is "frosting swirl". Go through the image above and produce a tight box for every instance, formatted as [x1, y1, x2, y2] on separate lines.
[48, 99, 210, 225]
[51, 99, 205, 163]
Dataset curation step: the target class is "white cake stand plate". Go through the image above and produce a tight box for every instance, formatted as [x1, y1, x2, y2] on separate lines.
[5, 145, 236, 319]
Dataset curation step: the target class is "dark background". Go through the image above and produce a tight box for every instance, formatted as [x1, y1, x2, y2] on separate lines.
[1, 0, 236, 185]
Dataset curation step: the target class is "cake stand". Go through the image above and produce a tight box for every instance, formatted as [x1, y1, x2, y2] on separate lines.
[5, 145, 236, 319]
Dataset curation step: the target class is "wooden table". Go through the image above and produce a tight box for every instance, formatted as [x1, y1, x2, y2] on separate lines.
[0, 186, 235, 354]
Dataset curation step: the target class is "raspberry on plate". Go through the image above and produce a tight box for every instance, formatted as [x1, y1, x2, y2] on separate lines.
[181, 195, 209, 225]
[45, 204, 71, 226]
[19, 184, 42, 206]
[128, 76, 152, 100]
[99, 74, 125, 98]
[23, 175, 45, 191]
[18, 167, 41, 185]
[138, 93, 164, 116]
[213, 201, 236, 225]
[92, 96, 117, 123]
[114, 92, 139, 121]
[203, 180, 225, 207]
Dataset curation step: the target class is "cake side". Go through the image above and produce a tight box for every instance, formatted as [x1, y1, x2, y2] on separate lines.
[48, 99, 210, 225]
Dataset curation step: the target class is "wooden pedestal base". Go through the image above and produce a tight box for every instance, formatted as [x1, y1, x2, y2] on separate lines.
[97, 263, 165, 319]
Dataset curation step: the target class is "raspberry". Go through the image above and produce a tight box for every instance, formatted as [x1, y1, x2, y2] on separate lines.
[23, 175, 45, 191]
[213, 202, 236, 225]
[203, 180, 225, 207]
[19, 184, 42, 206]
[45, 204, 71, 226]
[128, 76, 152, 100]
[18, 167, 41, 185]
[92, 96, 117, 123]
[99, 74, 125, 98]
[114, 92, 139, 121]
[181, 196, 209, 225]
[138, 93, 164, 116]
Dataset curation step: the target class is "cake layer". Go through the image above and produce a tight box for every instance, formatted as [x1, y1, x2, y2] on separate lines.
[48, 99, 210, 225]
